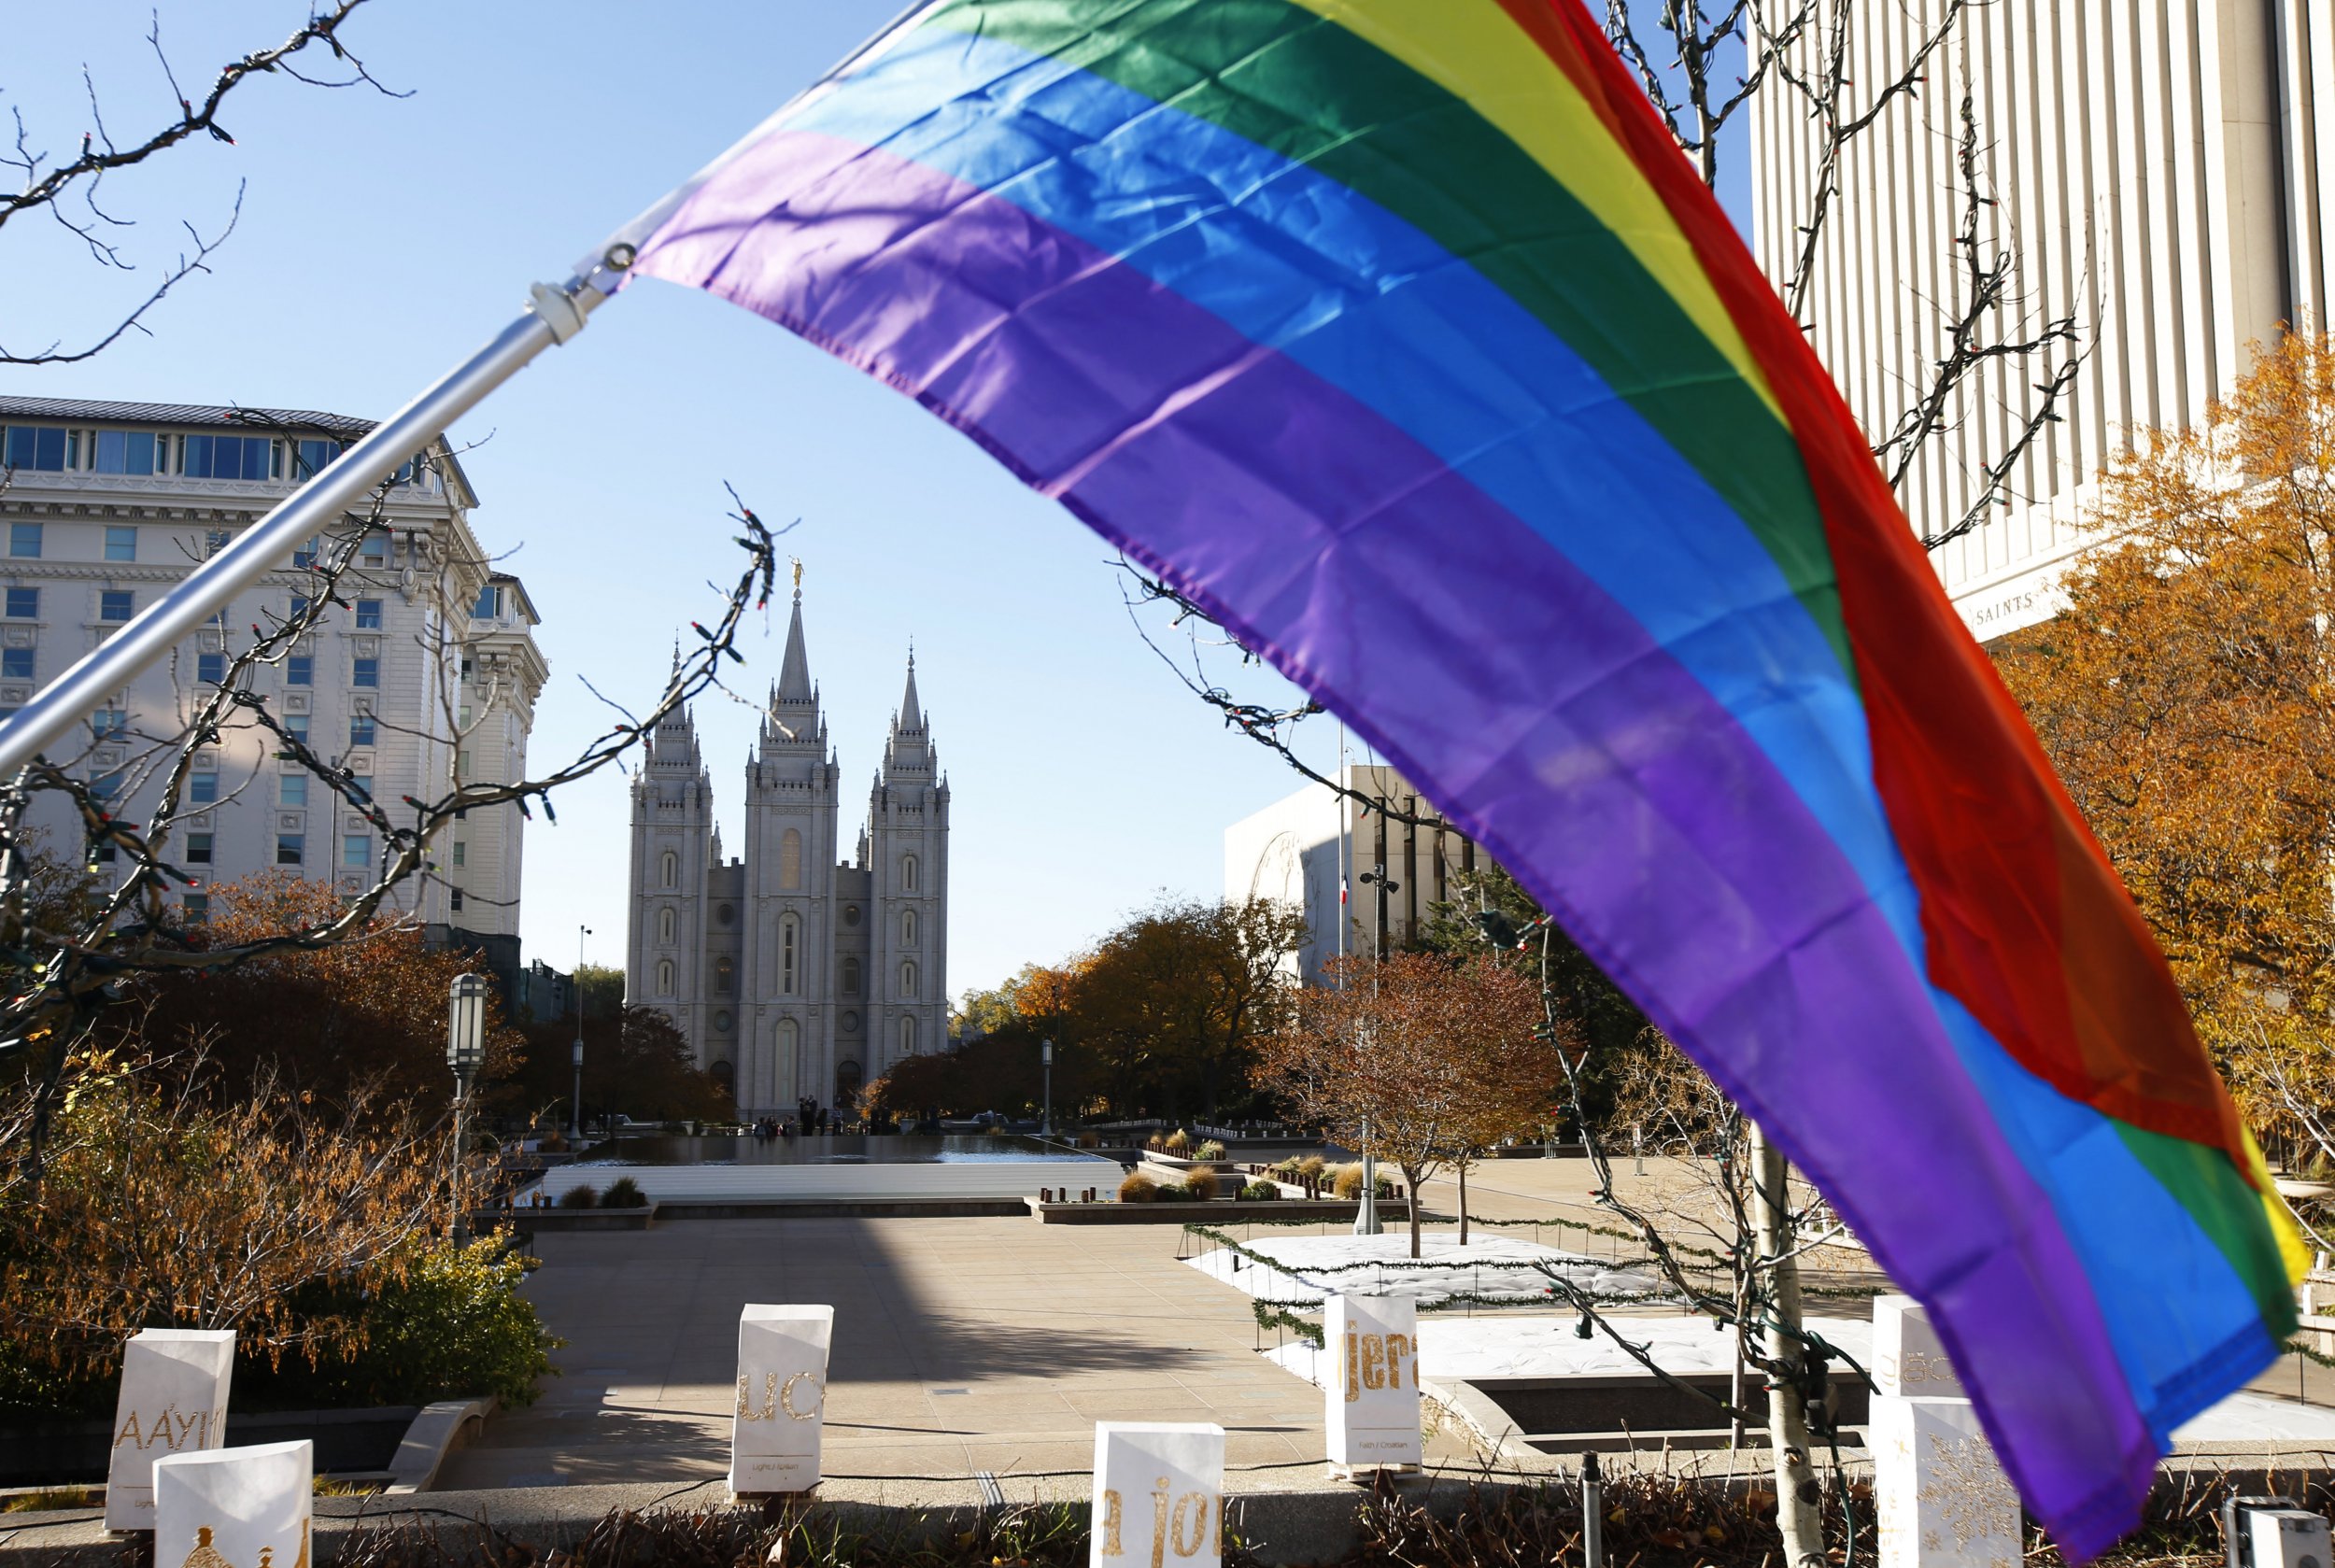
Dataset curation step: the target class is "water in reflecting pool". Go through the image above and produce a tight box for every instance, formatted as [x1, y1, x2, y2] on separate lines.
[575, 1134, 1111, 1167]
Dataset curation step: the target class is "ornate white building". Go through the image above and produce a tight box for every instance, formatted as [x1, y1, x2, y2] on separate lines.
[0, 396, 542, 978]
[626, 586, 949, 1113]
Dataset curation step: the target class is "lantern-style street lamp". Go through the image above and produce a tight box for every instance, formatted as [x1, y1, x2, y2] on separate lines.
[447, 972, 488, 1242]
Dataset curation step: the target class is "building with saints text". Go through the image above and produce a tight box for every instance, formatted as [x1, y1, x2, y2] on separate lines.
[625, 584, 949, 1114]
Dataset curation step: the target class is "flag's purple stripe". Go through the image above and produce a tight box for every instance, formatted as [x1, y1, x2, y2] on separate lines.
[630, 127, 2156, 1530]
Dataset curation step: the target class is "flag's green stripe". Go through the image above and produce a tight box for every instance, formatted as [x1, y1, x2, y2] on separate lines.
[2115, 1121, 2300, 1338]
[922, 0, 1848, 675]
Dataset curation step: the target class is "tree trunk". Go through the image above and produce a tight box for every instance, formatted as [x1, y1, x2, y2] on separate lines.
[1751, 1121, 1825, 1568]
[1457, 1158, 1470, 1246]
[1403, 1164, 1424, 1257]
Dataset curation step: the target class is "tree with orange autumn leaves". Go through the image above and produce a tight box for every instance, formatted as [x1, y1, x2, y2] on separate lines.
[1995, 331, 2335, 1170]
[1252, 952, 1564, 1257]
[104, 870, 526, 1109]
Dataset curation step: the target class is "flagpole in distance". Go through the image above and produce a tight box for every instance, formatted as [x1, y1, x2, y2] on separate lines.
[0, 250, 634, 779]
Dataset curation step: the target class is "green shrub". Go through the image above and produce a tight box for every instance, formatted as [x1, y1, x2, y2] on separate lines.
[1181, 1165, 1218, 1200]
[1118, 1171, 1161, 1204]
[243, 1238, 560, 1410]
[557, 1183, 598, 1208]
[1238, 1180, 1281, 1201]
[1195, 1139, 1226, 1162]
[600, 1177, 645, 1208]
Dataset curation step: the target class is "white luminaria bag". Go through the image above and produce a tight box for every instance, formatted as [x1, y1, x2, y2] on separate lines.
[1324, 1293, 1422, 1470]
[104, 1328, 236, 1531]
[729, 1304, 834, 1494]
[152, 1440, 312, 1568]
[1090, 1422, 1225, 1568]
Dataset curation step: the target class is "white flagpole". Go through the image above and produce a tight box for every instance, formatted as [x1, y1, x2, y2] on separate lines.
[0, 250, 632, 779]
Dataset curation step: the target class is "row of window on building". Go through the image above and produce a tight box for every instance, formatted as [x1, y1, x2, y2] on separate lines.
[655, 846, 923, 891]
[82, 759, 379, 806]
[646, 951, 921, 999]
[3, 642, 389, 691]
[5, 583, 386, 629]
[650, 904, 922, 947]
[175, 830, 375, 869]
[1, 424, 440, 490]
[2, 520, 397, 568]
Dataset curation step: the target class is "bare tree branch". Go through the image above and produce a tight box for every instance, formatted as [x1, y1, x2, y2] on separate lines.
[0, 453, 788, 1173]
[1, 2, 403, 364]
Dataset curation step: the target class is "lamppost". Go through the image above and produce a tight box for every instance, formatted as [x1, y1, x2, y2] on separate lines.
[570, 924, 590, 1141]
[446, 972, 488, 1244]
[1353, 855, 1397, 1237]
[1041, 1038, 1054, 1137]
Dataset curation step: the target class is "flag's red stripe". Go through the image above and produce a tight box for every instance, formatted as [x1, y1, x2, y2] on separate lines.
[1516, 0, 2251, 1169]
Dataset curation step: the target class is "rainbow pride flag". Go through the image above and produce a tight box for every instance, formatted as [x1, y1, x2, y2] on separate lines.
[610, 0, 2305, 1550]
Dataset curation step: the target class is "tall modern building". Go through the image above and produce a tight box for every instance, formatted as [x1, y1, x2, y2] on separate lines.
[0, 396, 542, 952]
[1224, 765, 1475, 988]
[626, 585, 950, 1114]
[1749, 1, 2335, 636]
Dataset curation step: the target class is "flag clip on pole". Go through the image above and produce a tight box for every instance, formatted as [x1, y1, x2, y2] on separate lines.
[0, 247, 634, 780]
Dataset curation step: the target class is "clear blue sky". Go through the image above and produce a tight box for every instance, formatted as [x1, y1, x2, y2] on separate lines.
[5, 1, 1748, 998]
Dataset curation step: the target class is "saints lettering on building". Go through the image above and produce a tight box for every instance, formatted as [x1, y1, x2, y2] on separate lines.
[626, 578, 949, 1113]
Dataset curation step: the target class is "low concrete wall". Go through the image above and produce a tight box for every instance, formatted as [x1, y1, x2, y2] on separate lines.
[0, 1477, 1441, 1566]
[493, 1198, 1038, 1226]
[652, 1197, 1031, 1220]
[525, 1160, 1114, 1206]
[0, 1406, 419, 1487]
[1027, 1197, 1415, 1225]
[485, 1205, 655, 1232]
[3, 1464, 2322, 1566]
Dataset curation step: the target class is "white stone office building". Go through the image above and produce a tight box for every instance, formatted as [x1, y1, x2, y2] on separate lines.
[448, 572, 547, 972]
[0, 396, 542, 952]
[1224, 765, 1476, 988]
[1748, 1, 2335, 637]
[626, 587, 949, 1114]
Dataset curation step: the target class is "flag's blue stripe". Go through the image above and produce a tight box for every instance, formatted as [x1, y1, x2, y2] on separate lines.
[785, 25, 2273, 1432]
[789, 23, 1925, 963]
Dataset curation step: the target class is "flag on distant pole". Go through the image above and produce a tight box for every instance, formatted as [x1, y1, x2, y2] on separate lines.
[601, 0, 2304, 1554]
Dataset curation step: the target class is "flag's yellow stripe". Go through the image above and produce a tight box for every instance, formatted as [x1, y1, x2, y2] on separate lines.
[1281, 0, 1781, 421]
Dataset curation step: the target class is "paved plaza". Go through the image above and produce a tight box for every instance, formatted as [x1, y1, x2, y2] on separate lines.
[438, 1211, 1382, 1493]
[441, 1154, 2333, 1493]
